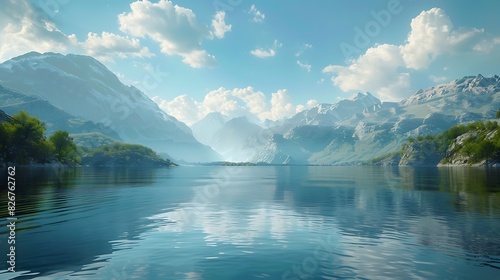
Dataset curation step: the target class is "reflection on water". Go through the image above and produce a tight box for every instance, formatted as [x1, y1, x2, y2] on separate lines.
[0, 166, 499, 279]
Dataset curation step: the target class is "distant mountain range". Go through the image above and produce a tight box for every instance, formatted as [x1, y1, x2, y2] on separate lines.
[0, 52, 220, 163]
[1, 51, 498, 165]
[275, 92, 396, 131]
[191, 74, 500, 165]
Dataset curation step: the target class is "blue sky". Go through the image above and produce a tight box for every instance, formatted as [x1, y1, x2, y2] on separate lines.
[1, 0, 499, 124]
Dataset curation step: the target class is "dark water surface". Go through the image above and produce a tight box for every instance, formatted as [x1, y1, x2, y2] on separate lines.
[0, 166, 499, 279]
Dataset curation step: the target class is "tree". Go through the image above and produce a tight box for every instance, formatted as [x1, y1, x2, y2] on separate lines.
[0, 123, 10, 161]
[50, 130, 80, 165]
[474, 140, 495, 162]
[2, 110, 47, 163]
[82, 143, 171, 166]
[0, 110, 83, 165]
[496, 109, 500, 118]
[461, 141, 475, 158]
[33, 139, 55, 163]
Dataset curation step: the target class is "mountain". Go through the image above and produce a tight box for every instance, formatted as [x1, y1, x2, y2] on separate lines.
[0, 52, 220, 163]
[398, 75, 500, 121]
[190, 112, 229, 146]
[70, 132, 121, 150]
[209, 116, 268, 162]
[273, 92, 399, 134]
[253, 134, 309, 164]
[0, 108, 10, 122]
[400, 75, 500, 107]
[191, 114, 272, 162]
[0, 85, 120, 139]
[253, 74, 500, 165]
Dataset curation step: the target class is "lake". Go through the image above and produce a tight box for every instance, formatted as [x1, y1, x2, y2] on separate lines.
[0, 166, 499, 279]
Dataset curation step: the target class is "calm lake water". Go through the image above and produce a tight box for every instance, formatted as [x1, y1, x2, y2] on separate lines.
[0, 166, 499, 279]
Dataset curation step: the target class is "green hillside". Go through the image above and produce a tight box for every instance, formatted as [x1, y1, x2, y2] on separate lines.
[82, 143, 175, 167]
[398, 120, 500, 166]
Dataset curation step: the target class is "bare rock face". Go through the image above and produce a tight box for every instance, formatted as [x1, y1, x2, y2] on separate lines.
[438, 130, 500, 167]
[399, 141, 443, 166]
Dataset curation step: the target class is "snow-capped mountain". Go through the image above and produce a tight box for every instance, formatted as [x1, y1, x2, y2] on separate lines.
[274, 92, 397, 133]
[401, 74, 500, 106]
[253, 74, 500, 165]
[185, 75, 499, 164]
[0, 52, 220, 163]
[399, 74, 500, 119]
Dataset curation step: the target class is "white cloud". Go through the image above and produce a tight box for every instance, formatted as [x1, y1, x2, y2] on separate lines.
[231, 87, 268, 116]
[84, 32, 154, 62]
[0, 0, 74, 62]
[153, 87, 317, 125]
[250, 40, 282, 58]
[0, 0, 153, 63]
[429, 75, 448, 84]
[307, 99, 319, 107]
[296, 99, 319, 112]
[250, 48, 275, 58]
[181, 50, 216, 68]
[211, 11, 231, 39]
[297, 60, 311, 72]
[401, 8, 484, 69]
[152, 94, 205, 126]
[295, 43, 312, 57]
[258, 89, 295, 121]
[473, 37, 500, 52]
[202, 88, 242, 116]
[249, 5, 265, 23]
[324, 7, 499, 101]
[324, 44, 410, 101]
[118, 0, 221, 68]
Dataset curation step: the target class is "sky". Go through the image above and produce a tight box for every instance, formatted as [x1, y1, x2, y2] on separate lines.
[1, 0, 499, 125]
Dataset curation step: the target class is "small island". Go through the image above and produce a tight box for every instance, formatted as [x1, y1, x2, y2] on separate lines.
[82, 143, 176, 167]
